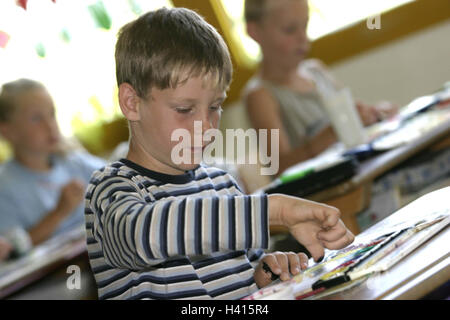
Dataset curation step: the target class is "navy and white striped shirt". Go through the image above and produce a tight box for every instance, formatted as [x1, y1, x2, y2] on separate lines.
[85, 159, 269, 300]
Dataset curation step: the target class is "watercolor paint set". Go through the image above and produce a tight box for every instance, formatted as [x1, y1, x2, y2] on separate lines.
[243, 211, 449, 300]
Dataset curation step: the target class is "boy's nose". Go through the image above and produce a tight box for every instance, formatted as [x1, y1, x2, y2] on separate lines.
[201, 119, 214, 132]
[198, 113, 215, 132]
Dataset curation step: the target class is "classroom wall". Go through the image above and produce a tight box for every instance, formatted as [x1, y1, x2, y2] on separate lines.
[328, 20, 450, 107]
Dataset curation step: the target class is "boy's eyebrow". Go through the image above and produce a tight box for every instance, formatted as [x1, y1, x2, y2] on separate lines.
[171, 93, 227, 105]
[170, 98, 197, 104]
[214, 94, 227, 104]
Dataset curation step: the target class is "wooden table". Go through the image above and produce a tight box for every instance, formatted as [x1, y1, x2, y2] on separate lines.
[319, 186, 450, 300]
[2, 191, 448, 301]
[1, 108, 448, 299]
[306, 108, 450, 235]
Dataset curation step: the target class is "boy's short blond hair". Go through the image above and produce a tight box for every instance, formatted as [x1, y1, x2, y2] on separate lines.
[115, 7, 233, 98]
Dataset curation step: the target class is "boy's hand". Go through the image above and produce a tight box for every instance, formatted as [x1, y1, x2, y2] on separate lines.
[56, 180, 85, 216]
[254, 251, 309, 288]
[268, 194, 354, 262]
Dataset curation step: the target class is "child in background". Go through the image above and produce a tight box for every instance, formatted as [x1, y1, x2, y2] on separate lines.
[0, 236, 12, 261]
[0, 79, 105, 246]
[85, 7, 354, 300]
[243, 0, 398, 174]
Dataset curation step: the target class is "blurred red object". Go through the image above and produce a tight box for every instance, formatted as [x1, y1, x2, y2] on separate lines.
[16, 0, 56, 10]
[0, 31, 10, 48]
[16, 0, 27, 10]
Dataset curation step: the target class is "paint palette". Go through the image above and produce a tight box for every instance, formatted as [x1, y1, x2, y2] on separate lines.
[242, 238, 388, 300]
[290, 237, 388, 298]
[243, 212, 450, 300]
[293, 213, 449, 299]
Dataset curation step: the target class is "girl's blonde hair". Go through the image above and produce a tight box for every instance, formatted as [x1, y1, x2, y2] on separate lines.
[0, 78, 84, 157]
[0, 78, 46, 122]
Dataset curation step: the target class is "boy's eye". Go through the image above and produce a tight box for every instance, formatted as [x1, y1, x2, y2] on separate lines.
[175, 107, 193, 114]
[209, 105, 223, 113]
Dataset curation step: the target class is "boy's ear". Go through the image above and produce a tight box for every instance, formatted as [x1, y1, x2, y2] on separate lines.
[118, 83, 141, 121]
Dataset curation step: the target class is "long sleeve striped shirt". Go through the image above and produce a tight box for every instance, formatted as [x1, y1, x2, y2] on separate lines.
[84, 159, 270, 300]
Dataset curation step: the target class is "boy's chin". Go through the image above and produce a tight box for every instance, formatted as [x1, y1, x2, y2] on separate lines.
[174, 162, 202, 172]
[170, 154, 204, 172]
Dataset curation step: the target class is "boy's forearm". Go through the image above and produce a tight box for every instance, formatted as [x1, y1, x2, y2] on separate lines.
[267, 194, 284, 226]
[96, 193, 271, 269]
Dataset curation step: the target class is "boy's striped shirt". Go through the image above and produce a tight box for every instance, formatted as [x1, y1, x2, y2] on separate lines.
[84, 159, 269, 300]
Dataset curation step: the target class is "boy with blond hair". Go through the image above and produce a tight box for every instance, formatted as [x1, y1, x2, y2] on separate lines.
[85, 7, 354, 300]
[244, 0, 397, 173]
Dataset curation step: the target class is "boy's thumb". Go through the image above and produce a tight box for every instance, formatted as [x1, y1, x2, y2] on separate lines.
[304, 243, 325, 263]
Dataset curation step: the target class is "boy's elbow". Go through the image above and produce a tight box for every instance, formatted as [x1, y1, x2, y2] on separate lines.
[102, 237, 166, 270]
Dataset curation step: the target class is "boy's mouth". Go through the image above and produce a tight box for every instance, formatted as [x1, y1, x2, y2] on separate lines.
[189, 145, 206, 153]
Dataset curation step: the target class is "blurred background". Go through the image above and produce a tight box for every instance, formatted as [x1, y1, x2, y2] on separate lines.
[1, 0, 449, 161]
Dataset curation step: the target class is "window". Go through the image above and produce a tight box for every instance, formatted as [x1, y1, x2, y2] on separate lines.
[307, 0, 414, 40]
[220, 0, 414, 62]
[221, 1, 261, 64]
[0, 0, 172, 143]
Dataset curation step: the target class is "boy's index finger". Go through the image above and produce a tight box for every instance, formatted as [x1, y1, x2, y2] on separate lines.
[262, 254, 282, 276]
[317, 224, 347, 242]
[262, 262, 280, 281]
[322, 231, 355, 250]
